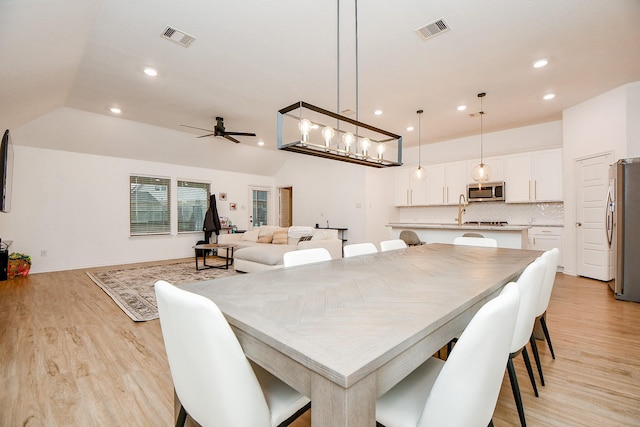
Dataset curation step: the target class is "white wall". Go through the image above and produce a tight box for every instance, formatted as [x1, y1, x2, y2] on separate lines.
[1, 145, 274, 273]
[562, 82, 639, 276]
[403, 121, 563, 167]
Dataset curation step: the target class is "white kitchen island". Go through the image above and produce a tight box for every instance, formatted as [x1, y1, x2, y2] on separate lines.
[388, 222, 531, 249]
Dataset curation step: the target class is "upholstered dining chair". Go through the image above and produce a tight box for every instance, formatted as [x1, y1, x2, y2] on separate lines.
[343, 242, 378, 258]
[155, 280, 311, 427]
[380, 239, 408, 252]
[530, 248, 560, 386]
[507, 259, 547, 427]
[283, 247, 332, 267]
[453, 236, 498, 248]
[375, 282, 521, 427]
[399, 230, 425, 246]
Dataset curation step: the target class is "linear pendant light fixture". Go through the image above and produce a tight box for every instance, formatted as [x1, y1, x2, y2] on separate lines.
[277, 0, 402, 168]
[471, 92, 490, 183]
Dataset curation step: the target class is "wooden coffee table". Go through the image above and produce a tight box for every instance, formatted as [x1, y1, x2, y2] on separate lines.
[192, 243, 237, 270]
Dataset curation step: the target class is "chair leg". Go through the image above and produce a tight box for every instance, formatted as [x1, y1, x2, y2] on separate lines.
[278, 402, 312, 427]
[521, 347, 539, 397]
[488, 419, 495, 427]
[529, 334, 545, 387]
[176, 404, 187, 427]
[540, 316, 556, 359]
[507, 357, 527, 427]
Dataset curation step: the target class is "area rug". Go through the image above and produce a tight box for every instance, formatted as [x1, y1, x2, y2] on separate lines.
[87, 260, 239, 322]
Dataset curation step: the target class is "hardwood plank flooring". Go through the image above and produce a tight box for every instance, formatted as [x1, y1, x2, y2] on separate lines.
[1, 262, 639, 426]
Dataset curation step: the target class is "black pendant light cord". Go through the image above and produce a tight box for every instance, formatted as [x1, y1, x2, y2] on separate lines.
[478, 92, 486, 164]
[417, 109, 423, 168]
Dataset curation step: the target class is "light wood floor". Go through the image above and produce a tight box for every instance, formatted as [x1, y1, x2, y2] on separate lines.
[1, 262, 639, 426]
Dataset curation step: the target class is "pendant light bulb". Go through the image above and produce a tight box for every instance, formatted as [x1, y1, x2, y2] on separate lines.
[472, 93, 490, 183]
[412, 109, 425, 182]
[299, 118, 312, 143]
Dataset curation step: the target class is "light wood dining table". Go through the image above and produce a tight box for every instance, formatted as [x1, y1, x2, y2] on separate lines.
[181, 243, 541, 426]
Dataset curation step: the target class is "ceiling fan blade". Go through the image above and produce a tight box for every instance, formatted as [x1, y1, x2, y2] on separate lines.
[196, 133, 215, 138]
[180, 124, 214, 132]
[224, 135, 242, 144]
[224, 131, 256, 137]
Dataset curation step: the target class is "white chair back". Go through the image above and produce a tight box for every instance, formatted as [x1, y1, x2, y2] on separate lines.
[380, 239, 408, 252]
[453, 236, 498, 247]
[155, 281, 275, 427]
[418, 282, 521, 426]
[343, 242, 378, 258]
[511, 259, 546, 352]
[283, 247, 332, 267]
[535, 248, 559, 317]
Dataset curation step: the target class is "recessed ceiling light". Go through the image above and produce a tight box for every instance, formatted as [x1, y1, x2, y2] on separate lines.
[533, 59, 548, 68]
[543, 93, 556, 100]
[144, 67, 158, 77]
[110, 107, 121, 114]
[407, 126, 414, 131]
[257, 141, 265, 146]
[457, 105, 467, 111]
[374, 110, 383, 115]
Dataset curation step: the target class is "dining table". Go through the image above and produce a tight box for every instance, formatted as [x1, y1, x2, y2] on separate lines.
[180, 243, 541, 426]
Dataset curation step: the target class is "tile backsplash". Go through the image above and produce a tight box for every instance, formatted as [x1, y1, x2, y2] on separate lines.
[396, 202, 564, 226]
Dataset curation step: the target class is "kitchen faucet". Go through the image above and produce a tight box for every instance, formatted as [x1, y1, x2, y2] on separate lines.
[457, 194, 467, 226]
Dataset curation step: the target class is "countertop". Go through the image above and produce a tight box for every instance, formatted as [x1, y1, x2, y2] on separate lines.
[387, 222, 533, 231]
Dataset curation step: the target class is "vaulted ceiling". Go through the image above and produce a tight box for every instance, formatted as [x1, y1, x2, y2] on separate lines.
[2, 0, 640, 164]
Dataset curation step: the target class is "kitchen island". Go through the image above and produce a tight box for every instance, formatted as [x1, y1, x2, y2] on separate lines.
[388, 222, 531, 249]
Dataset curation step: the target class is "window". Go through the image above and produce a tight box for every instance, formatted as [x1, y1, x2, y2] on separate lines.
[130, 175, 170, 235]
[251, 187, 271, 227]
[177, 180, 210, 233]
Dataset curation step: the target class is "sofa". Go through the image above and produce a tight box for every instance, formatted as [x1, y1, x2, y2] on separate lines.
[217, 225, 343, 273]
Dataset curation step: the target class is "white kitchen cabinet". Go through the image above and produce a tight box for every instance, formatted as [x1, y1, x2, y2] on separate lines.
[504, 148, 563, 203]
[394, 167, 427, 206]
[425, 161, 467, 205]
[466, 156, 504, 183]
[529, 226, 563, 269]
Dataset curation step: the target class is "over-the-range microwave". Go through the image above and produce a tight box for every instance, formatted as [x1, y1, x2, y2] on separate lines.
[467, 181, 505, 202]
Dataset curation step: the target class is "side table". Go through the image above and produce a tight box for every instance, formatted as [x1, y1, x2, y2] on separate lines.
[192, 243, 237, 270]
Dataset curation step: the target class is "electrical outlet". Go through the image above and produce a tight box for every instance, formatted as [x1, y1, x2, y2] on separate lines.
[41, 250, 47, 257]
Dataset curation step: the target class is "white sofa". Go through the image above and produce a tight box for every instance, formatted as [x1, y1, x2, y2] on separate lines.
[217, 225, 343, 273]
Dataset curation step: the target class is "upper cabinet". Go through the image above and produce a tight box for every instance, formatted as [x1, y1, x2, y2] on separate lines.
[426, 161, 467, 205]
[394, 167, 427, 206]
[504, 148, 563, 203]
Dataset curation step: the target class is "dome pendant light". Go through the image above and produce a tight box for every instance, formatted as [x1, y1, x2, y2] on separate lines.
[411, 109, 425, 181]
[471, 92, 490, 183]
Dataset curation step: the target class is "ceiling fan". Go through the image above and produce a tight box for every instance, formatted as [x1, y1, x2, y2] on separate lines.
[181, 116, 256, 144]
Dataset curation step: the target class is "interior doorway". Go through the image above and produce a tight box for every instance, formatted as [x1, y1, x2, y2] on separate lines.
[279, 187, 292, 227]
[575, 152, 614, 281]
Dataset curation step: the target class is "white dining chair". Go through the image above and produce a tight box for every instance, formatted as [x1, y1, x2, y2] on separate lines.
[283, 247, 332, 267]
[530, 248, 560, 386]
[154, 280, 311, 427]
[507, 259, 546, 427]
[380, 239, 408, 252]
[453, 236, 498, 247]
[376, 282, 521, 427]
[343, 242, 378, 258]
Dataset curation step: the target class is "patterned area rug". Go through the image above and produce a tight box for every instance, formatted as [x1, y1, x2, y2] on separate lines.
[87, 260, 240, 322]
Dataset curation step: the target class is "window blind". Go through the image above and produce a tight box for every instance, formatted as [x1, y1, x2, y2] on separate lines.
[130, 175, 171, 235]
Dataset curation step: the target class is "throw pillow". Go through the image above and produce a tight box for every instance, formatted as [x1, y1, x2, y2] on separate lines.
[257, 234, 273, 243]
[272, 228, 289, 245]
[241, 229, 260, 242]
[312, 230, 328, 240]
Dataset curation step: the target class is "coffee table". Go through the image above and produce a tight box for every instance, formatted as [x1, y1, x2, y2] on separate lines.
[192, 243, 237, 270]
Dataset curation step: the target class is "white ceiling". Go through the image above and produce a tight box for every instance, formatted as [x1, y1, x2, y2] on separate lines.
[2, 0, 640, 166]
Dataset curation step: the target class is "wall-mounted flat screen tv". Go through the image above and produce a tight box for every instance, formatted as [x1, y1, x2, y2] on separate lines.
[1, 129, 14, 213]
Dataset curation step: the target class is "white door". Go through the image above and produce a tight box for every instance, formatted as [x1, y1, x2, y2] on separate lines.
[576, 153, 613, 280]
[249, 186, 272, 228]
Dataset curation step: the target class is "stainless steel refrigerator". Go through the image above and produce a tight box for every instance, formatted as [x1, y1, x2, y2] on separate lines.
[607, 157, 640, 302]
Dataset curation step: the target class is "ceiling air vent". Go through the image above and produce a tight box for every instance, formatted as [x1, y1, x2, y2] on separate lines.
[161, 26, 196, 47]
[415, 18, 450, 41]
